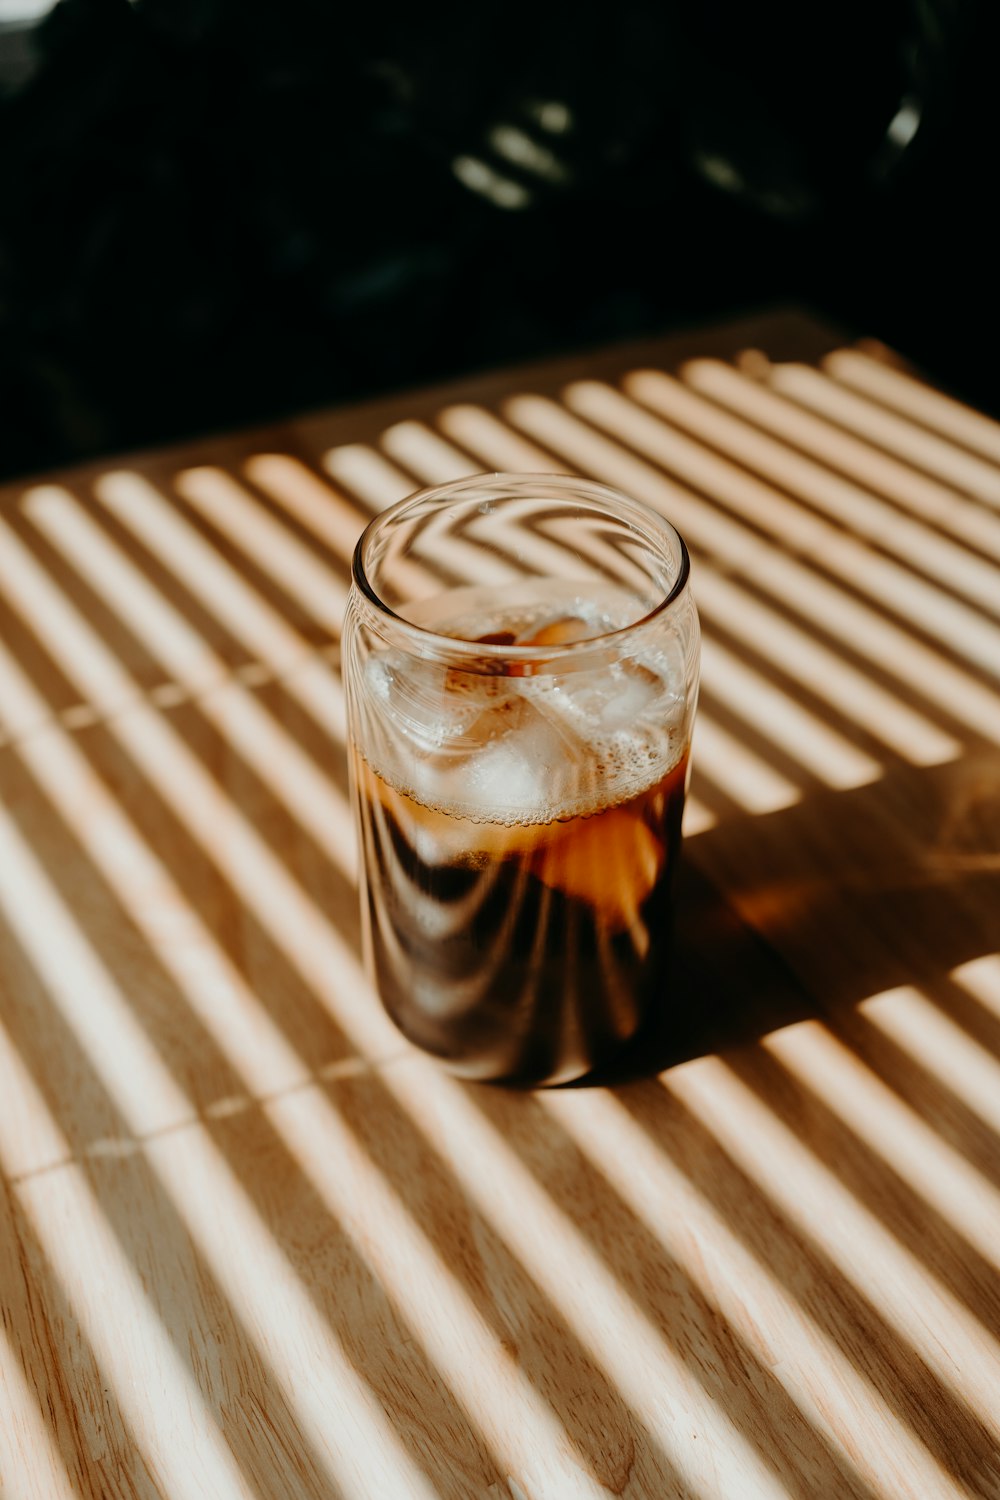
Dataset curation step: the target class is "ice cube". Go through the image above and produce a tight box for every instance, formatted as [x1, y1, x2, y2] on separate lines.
[543, 659, 669, 736]
[466, 694, 586, 819]
[367, 651, 504, 750]
[394, 692, 555, 820]
[603, 660, 666, 728]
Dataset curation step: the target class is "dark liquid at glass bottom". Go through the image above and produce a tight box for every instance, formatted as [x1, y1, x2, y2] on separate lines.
[354, 754, 688, 1085]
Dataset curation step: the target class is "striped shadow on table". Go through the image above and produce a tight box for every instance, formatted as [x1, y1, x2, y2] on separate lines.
[1, 329, 998, 1500]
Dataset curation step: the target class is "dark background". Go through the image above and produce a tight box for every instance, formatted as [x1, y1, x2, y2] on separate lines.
[0, 0, 995, 483]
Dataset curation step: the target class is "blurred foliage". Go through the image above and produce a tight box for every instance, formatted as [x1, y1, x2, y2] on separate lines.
[0, 0, 991, 478]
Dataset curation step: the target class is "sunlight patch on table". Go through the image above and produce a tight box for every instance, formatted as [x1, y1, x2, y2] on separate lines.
[94, 471, 347, 742]
[381, 418, 482, 484]
[538, 1085, 952, 1500]
[691, 713, 803, 814]
[502, 391, 1000, 747]
[692, 567, 958, 767]
[682, 794, 717, 835]
[682, 358, 1000, 565]
[244, 453, 369, 568]
[0, 954, 439, 1500]
[176, 466, 349, 634]
[24, 484, 227, 695]
[952, 954, 1000, 1020]
[769, 363, 1000, 508]
[581, 375, 1000, 678]
[384, 1057, 793, 1500]
[0, 507, 386, 1057]
[0, 1322, 79, 1500]
[26, 486, 356, 883]
[671, 361, 1000, 602]
[438, 403, 568, 473]
[682, 1047, 1000, 1443]
[0, 800, 191, 1134]
[0, 516, 144, 719]
[858, 983, 1000, 1141]
[0, 636, 359, 1114]
[0, 1094, 250, 1500]
[265, 1084, 616, 1500]
[323, 442, 414, 510]
[701, 636, 882, 790]
[825, 348, 1000, 465]
[766, 1018, 1000, 1275]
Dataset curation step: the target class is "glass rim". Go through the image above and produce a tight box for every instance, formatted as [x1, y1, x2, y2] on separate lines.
[350, 471, 692, 672]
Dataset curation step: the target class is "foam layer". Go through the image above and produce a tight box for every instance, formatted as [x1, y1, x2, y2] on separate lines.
[361, 595, 688, 826]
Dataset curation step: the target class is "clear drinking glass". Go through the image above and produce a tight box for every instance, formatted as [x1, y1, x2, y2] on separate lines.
[342, 473, 700, 1085]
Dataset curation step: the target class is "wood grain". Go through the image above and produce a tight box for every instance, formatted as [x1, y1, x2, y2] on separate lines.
[2, 310, 999, 1499]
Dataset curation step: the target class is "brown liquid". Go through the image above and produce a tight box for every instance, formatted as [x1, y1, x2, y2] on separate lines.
[353, 752, 688, 1085]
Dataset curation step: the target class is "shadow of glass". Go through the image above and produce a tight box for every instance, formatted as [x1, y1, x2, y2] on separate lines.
[583, 752, 1000, 1087]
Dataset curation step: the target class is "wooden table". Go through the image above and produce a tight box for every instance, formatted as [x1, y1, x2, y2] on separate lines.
[1, 310, 998, 1500]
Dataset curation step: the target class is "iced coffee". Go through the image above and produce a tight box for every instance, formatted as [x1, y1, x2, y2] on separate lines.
[343, 476, 699, 1085]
